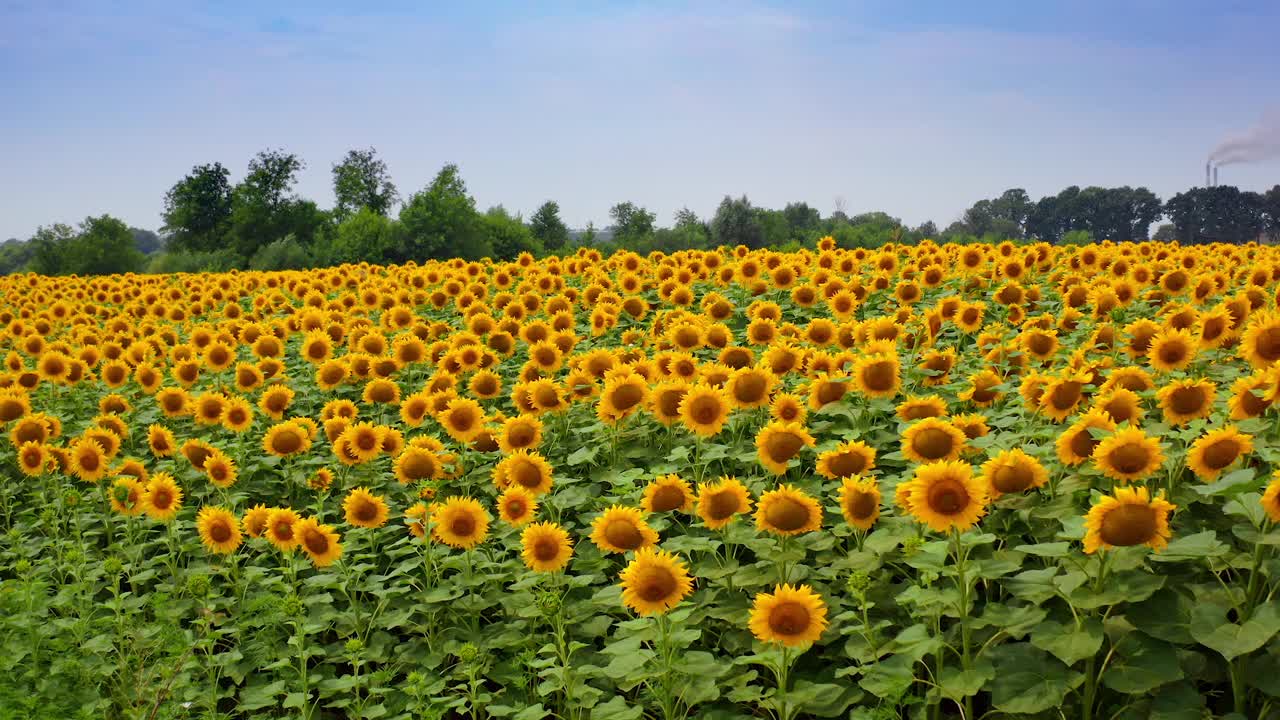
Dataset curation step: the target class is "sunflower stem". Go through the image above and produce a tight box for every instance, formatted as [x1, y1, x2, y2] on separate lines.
[775, 645, 793, 720]
[951, 528, 974, 720]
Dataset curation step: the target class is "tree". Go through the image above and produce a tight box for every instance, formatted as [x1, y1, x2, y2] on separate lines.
[782, 202, 821, 237]
[755, 208, 790, 247]
[962, 189, 1032, 239]
[912, 221, 938, 239]
[529, 201, 570, 253]
[319, 208, 404, 265]
[332, 148, 398, 218]
[1152, 223, 1177, 241]
[609, 202, 656, 243]
[1262, 185, 1280, 239]
[1165, 186, 1264, 244]
[28, 224, 78, 275]
[162, 162, 233, 253]
[30, 216, 145, 276]
[130, 228, 165, 255]
[400, 164, 489, 260]
[711, 196, 765, 249]
[227, 149, 317, 260]
[483, 206, 540, 260]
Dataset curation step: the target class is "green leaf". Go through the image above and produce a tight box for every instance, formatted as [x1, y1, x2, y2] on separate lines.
[1128, 589, 1196, 644]
[1068, 569, 1164, 609]
[790, 680, 862, 717]
[1004, 567, 1060, 603]
[238, 680, 285, 711]
[1014, 542, 1071, 557]
[1148, 682, 1207, 720]
[883, 624, 942, 662]
[1102, 633, 1183, 694]
[857, 653, 914, 699]
[1189, 601, 1280, 660]
[937, 655, 994, 700]
[1148, 530, 1228, 562]
[973, 603, 1048, 638]
[989, 643, 1080, 714]
[1030, 617, 1103, 665]
[590, 696, 644, 720]
[1191, 467, 1257, 496]
[566, 445, 598, 466]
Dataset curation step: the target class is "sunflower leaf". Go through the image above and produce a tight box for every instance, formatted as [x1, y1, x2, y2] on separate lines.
[1030, 617, 1104, 665]
[1189, 601, 1280, 660]
[989, 643, 1081, 714]
[1149, 530, 1228, 562]
[1102, 633, 1183, 694]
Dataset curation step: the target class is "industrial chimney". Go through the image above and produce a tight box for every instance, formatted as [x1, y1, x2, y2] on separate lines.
[1206, 162, 1211, 187]
[1213, 166, 1219, 187]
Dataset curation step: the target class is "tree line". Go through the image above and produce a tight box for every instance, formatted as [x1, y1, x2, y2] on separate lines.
[3, 147, 1278, 275]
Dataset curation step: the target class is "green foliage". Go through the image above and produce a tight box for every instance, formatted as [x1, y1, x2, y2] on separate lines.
[608, 202, 657, 245]
[317, 208, 405, 266]
[711, 195, 765, 249]
[1165, 185, 1267, 244]
[0, 238, 34, 275]
[27, 216, 145, 275]
[483, 206, 541, 260]
[248, 235, 313, 271]
[529, 201, 571, 253]
[145, 248, 242, 274]
[400, 164, 490, 261]
[226, 150, 324, 260]
[1059, 229, 1096, 246]
[332, 147, 399, 219]
[162, 162, 233, 253]
[1027, 185, 1164, 242]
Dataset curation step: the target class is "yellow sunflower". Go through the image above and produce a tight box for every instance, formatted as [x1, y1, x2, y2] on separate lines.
[265, 508, 301, 552]
[294, 516, 344, 567]
[678, 384, 732, 437]
[901, 460, 989, 533]
[497, 415, 543, 454]
[696, 477, 754, 529]
[1156, 378, 1217, 426]
[1092, 427, 1165, 483]
[748, 583, 829, 647]
[16, 441, 50, 477]
[109, 477, 146, 516]
[852, 353, 901, 399]
[755, 485, 823, 537]
[901, 417, 967, 464]
[619, 546, 694, 616]
[838, 476, 881, 531]
[431, 497, 491, 549]
[1239, 311, 1280, 369]
[242, 504, 272, 538]
[498, 485, 539, 526]
[492, 449, 555, 495]
[980, 449, 1049, 497]
[895, 395, 948, 421]
[521, 522, 573, 572]
[1186, 426, 1253, 482]
[343, 487, 390, 528]
[1055, 409, 1118, 466]
[590, 505, 659, 554]
[816, 440, 877, 480]
[69, 437, 108, 482]
[196, 506, 242, 555]
[1262, 474, 1280, 523]
[641, 474, 694, 513]
[262, 421, 312, 457]
[755, 421, 816, 474]
[1082, 486, 1176, 554]
[1147, 327, 1198, 372]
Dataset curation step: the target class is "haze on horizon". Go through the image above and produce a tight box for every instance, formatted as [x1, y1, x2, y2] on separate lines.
[2, 0, 1279, 241]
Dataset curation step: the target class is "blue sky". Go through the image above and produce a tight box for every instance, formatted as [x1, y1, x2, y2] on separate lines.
[2, 0, 1278, 240]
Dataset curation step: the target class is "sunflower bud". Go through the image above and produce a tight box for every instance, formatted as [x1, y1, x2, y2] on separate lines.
[14, 559, 31, 575]
[63, 490, 80, 507]
[901, 535, 925, 557]
[103, 556, 124, 576]
[184, 572, 210, 598]
[846, 569, 870, 595]
[536, 590, 562, 617]
[345, 638, 364, 655]
[458, 642, 479, 664]
[281, 593, 304, 618]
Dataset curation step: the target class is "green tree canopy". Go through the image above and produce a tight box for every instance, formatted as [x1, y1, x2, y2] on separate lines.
[711, 195, 765, 249]
[332, 147, 398, 218]
[529, 201, 570, 252]
[161, 162, 233, 253]
[400, 164, 490, 261]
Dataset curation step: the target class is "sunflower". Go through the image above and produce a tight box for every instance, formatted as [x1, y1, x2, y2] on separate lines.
[394, 446, 443, 484]
[895, 395, 948, 421]
[901, 460, 989, 533]
[1147, 328, 1198, 372]
[852, 353, 901, 399]
[438, 397, 485, 443]
[521, 522, 574, 572]
[641, 474, 694, 513]
[431, 497, 491, 549]
[16, 441, 49, 476]
[951, 413, 990, 442]
[221, 397, 254, 433]
[755, 421, 816, 474]
[748, 584, 828, 647]
[492, 450, 555, 495]
[980, 449, 1049, 497]
[204, 450, 238, 489]
[770, 392, 808, 424]
[1186, 426, 1253, 481]
[918, 347, 957, 386]
[618, 547, 694, 616]
[725, 366, 775, 409]
[69, 437, 108, 482]
[1262, 474, 1280, 523]
[959, 369, 1004, 407]
[596, 372, 649, 423]
[806, 374, 849, 411]
[343, 487, 390, 528]
[1156, 378, 1217, 426]
[755, 485, 823, 537]
[838, 476, 881, 530]
[678, 384, 732, 437]
[696, 476, 753, 529]
[294, 517, 344, 567]
[242, 504, 272, 538]
[590, 505, 659, 554]
[141, 473, 183, 522]
[196, 506, 242, 554]
[901, 417, 967, 464]
[648, 379, 690, 426]
[1055, 409, 1118, 466]
[1100, 366, 1154, 393]
[498, 485, 539, 525]
[1239, 311, 1280, 369]
[1082, 486, 1176, 554]
[337, 422, 382, 463]
[498, 415, 543, 454]
[110, 477, 146, 516]
[1092, 427, 1165, 483]
[308, 468, 334, 492]
[262, 421, 312, 457]
[1093, 387, 1144, 425]
[1038, 372, 1091, 422]
[258, 385, 295, 420]
[265, 508, 301, 551]
[1229, 371, 1273, 420]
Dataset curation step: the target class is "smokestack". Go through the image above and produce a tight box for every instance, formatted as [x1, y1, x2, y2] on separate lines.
[1206, 162, 1211, 187]
[1213, 166, 1218, 186]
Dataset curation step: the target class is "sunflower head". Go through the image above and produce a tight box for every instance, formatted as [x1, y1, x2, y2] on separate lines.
[838, 476, 881, 531]
[1186, 426, 1253, 482]
[1083, 486, 1176, 554]
[980, 449, 1049, 497]
[619, 546, 694, 616]
[498, 485, 539, 526]
[590, 505, 659, 554]
[755, 485, 823, 537]
[343, 487, 390, 529]
[431, 496, 491, 549]
[696, 477, 754, 530]
[748, 583, 829, 647]
[197, 506, 242, 555]
[521, 522, 573, 572]
[1092, 427, 1166, 483]
[755, 421, 816, 475]
[641, 474, 694, 513]
[902, 460, 989, 533]
[901, 417, 967, 464]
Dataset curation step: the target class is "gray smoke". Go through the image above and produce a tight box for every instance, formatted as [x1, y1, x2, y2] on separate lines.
[1209, 109, 1280, 166]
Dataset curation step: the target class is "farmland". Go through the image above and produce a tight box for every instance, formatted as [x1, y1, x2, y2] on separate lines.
[1, 239, 1279, 720]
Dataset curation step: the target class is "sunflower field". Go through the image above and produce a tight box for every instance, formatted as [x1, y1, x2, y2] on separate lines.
[2, 238, 1280, 720]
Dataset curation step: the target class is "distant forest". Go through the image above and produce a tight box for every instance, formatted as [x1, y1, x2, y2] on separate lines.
[3, 147, 1278, 276]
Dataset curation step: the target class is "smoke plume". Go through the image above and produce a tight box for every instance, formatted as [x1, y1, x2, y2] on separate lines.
[1209, 109, 1280, 166]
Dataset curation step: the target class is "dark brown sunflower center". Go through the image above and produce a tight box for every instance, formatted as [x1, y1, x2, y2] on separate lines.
[512, 460, 542, 489]
[1099, 504, 1157, 546]
[764, 496, 811, 532]
[734, 375, 767, 403]
[1070, 426, 1101, 459]
[991, 463, 1033, 494]
[209, 523, 231, 543]
[650, 485, 686, 512]
[766, 433, 804, 463]
[636, 566, 677, 602]
[273, 522, 294, 540]
[862, 361, 895, 391]
[451, 514, 477, 537]
[690, 396, 721, 425]
[816, 381, 846, 405]
[1201, 438, 1241, 470]
[272, 431, 303, 454]
[1028, 334, 1054, 356]
[769, 601, 811, 636]
[1158, 343, 1187, 365]
[604, 519, 644, 550]
[1253, 327, 1280, 362]
[848, 491, 877, 520]
[1109, 442, 1152, 474]
[1168, 387, 1206, 415]
[533, 536, 560, 562]
[303, 528, 329, 554]
[1049, 382, 1082, 410]
[927, 479, 970, 515]
[354, 501, 378, 522]
[912, 428, 956, 460]
[79, 453, 100, 471]
[611, 384, 644, 412]
[705, 491, 741, 520]
[506, 498, 527, 517]
[829, 452, 868, 477]
[656, 391, 683, 417]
